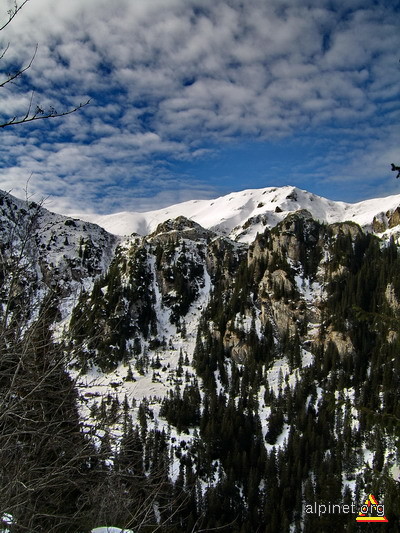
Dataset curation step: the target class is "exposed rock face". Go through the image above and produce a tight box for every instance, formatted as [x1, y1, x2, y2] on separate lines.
[258, 269, 299, 336]
[223, 322, 251, 363]
[328, 221, 363, 239]
[370, 207, 400, 233]
[372, 214, 387, 233]
[385, 283, 399, 311]
[388, 207, 400, 229]
[149, 216, 213, 243]
[268, 210, 315, 263]
[324, 326, 355, 357]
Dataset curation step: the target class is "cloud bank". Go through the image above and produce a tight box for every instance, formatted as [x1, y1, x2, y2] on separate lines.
[0, 0, 399, 213]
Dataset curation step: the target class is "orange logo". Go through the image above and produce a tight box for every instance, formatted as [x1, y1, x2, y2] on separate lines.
[356, 494, 388, 523]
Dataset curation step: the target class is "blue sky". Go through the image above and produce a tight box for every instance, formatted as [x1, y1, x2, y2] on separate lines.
[0, 0, 399, 214]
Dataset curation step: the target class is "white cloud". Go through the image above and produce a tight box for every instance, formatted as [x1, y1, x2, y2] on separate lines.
[0, 0, 399, 212]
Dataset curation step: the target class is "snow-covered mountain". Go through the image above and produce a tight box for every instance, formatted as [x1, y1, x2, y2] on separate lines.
[2, 185, 400, 531]
[72, 185, 400, 242]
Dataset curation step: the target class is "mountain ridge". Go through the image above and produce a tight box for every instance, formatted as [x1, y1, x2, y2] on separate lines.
[69, 185, 400, 242]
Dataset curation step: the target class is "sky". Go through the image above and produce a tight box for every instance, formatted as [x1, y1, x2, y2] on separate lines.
[0, 0, 399, 215]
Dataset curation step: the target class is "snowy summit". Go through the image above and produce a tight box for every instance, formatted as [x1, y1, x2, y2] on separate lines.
[72, 185, 400, 243]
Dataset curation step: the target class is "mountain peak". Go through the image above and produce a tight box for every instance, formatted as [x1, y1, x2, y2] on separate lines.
[51, 186, 400, 243]
[149, 215, 213, 242]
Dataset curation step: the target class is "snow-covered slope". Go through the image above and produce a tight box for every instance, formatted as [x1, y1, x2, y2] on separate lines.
[71, 186, 400, 242]
[0, 189, 119, 322]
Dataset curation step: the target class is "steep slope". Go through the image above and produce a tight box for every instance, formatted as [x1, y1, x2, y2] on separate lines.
[0, 190, 119, 320]
[64, 209, 400, 530]
[71, 185, 400, 243]
[2, 188, 400, 531]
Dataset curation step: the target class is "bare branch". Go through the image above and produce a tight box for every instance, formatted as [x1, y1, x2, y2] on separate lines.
[0, 42, 10, 61]
[0, 0, 30, 32]
[0, 43, 37, 88]
[0, 99, 91, 128]
[0, 2, 90, 128]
